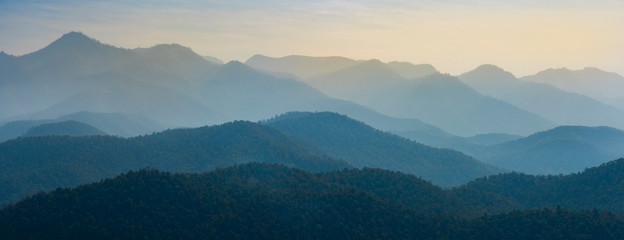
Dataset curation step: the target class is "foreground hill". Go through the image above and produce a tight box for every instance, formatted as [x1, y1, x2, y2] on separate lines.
[2, 163, 623, 239]
[264, 112, 502, 186]
[20, 120, 106, 137]
[463, 126, 624, 175]
[0, 121, 349, 205]
[460, 158, 624, 213]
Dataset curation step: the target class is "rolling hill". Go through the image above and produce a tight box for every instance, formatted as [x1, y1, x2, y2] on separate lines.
[462, 126, 624, 175]
[2, 162, 624, 239]
[20, 120, 106, 137]
[263, 112, 502, 186]
[0, 111, 167, 142]
[460, 158, 624, 213]
[0, 121, 350, 205]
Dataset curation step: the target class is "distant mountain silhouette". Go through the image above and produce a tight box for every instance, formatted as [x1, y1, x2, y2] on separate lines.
[0, 119, 56, 142]
[3, 32, 448, 136]
[202, 55, 224, 64]
[308, 59, 406, 103]
[57, 111, 167, 137]
[126, 44, 218, 91]
[264, 112, 501, 186]
[371, 73, 554, 136]
[463, 126, 624, 175]
[0, 111, 166, 142]
[460, 65, 624, 130]
[0, 121, 350, 205]
[464, 133, 523, 146]
[26, 72, 220, 127]
[18, 31, 138, 77]
[245, 54, 360, 79]
[387, 61, 438, 79]
[522, 67, 624, 110]
[21, 120, 106, 137]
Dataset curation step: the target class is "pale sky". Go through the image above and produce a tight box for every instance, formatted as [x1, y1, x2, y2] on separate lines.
[1, 0, 623, 77]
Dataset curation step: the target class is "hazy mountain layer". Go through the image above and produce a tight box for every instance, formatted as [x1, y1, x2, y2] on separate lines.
[371, 73, 554, 136]
[20, 120, 106, 137]
[0, 111, 167, 142]
[387, 61, 438, 79]
[462, 126, 624, 175]
[245, 54, 361, 79]
[308, 59, 406, 103]
[2, 32, 452, 140]
[522, 67, 624, 110]
[460, 64, 624, 130]
[264, 112, 501, 186]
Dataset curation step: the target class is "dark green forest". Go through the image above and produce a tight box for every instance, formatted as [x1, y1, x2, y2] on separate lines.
[0, 121, 350, 205]
[2, 163, 623, 239]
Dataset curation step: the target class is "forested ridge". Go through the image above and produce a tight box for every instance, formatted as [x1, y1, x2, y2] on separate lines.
[264, 111, 500, 186]
[0, 121, 350, 205]
[2, 163, 623, 239]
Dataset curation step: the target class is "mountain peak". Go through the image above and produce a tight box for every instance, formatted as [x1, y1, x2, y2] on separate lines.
[473, 64, 514, 76]
[215, 60, 259, 77]
[387, 62, 438, 79]
[0, 51, 14, 60]
[53, 31, 100, 47]
[133, 43, 207, 64]
[343, 59, 398, 76]
[28, 31, 105, 57]
[460, 64, 517, 83]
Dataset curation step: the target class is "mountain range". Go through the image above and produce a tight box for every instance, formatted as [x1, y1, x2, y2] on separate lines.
[0, 32, 460, 140]
[0, 112, 503, 205]
[6, 31, 624, 139]
[461, 126, 624, 175]
[459, 64, 624, 130]
[522, 67, 624, 110]
[247, 55, 556, 136]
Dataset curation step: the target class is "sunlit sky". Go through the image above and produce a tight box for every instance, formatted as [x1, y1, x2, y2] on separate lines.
[1, 0, 623, 76]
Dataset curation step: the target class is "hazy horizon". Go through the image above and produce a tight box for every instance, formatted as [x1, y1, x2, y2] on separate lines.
[1, 0, 623, 77]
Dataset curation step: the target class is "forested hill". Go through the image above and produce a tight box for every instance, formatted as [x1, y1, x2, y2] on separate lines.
[465, 125, 624, 175]
[2, 163, 623, 239]
[0, 121, 350, 205]
[264, 111, 501, 186]
[20, 120, 106, 137]
[459, 158, 624, 213]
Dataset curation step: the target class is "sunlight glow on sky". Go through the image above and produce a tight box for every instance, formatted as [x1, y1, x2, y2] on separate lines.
[1, 0, 623, 76]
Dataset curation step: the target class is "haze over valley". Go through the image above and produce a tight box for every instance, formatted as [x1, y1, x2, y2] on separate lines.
[2, 0, 624, 238]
